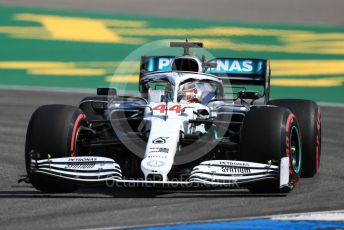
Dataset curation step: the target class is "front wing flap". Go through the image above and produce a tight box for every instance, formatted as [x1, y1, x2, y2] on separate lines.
[30, 156, 289, 188]
[189, 160, 287, 187]
[31, 156, 122, 182]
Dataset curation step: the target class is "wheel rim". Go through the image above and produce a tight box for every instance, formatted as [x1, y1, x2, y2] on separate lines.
[290, 126, 301, 174]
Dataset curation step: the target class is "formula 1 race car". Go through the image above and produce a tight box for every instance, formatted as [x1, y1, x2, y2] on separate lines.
[23, 41, 321, 193]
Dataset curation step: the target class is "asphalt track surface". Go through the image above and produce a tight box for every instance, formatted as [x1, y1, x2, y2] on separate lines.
[0, 0, 344, 229]
[0, 89, 343, 229]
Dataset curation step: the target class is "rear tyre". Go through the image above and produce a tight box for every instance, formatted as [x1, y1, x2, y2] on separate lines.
[269, 99, 321, 177]
[240, 107, 302, 193]
[25, 105, 87, 193]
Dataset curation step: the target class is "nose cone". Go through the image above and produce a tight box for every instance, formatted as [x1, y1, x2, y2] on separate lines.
[141, 114, 182, 181]
[141, 158, 172, 181]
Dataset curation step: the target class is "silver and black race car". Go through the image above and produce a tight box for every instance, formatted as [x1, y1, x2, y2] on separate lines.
[23, 41, 321, 193]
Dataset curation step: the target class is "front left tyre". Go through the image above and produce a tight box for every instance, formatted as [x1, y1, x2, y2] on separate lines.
[25, 104, 87, 193]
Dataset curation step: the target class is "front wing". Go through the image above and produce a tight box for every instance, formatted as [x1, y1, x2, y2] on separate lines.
[29, 156, 290, 189]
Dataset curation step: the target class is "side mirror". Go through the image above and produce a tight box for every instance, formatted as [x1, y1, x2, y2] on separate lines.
[203, 62, 217, 69]
[91, 101, 107, 113]
[97, 88, 117, 96]
[238, 90, 260, 100]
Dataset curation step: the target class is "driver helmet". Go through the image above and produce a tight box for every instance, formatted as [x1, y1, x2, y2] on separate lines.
[180, 82, 200, 103]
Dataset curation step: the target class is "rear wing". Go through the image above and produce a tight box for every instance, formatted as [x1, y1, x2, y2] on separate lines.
[139, 56, 174, 76]
[205, 58, 271, 101]
[139, 56, 271, 100]
[205, 58, 269, 85]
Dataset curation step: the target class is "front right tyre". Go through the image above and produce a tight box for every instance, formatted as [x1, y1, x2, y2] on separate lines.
[240, 106, 302, 193]
[269, 99, 321, 177]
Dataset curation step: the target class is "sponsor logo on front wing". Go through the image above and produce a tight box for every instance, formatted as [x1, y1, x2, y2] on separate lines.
[67, 157, 97, 162]
[219, 161, 250, 167]
[221, 166, 251, 174]
[66, 157, 97, 169]
[65, 163, 96, 169]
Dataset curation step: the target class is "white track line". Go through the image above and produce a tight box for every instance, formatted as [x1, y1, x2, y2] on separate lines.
[272, 209, 344, 221]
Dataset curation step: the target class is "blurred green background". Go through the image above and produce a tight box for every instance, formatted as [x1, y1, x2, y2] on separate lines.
[0, 6, 343, 102]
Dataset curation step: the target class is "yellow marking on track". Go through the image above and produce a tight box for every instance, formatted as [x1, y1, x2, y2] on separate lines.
[0, 13, 344, 54]
[100, 19, 147, 28]
[33, 16, 121, 43]
[15, 14, 146, 28]
[106, 75, 139, 83]
[12, 14, 145, 44]
[272, 60, 344, 76]
[0, 26, 49, 36]
[0, 61, 74, 69]
[74, 61, 120, 68]
[271, 77, 344, 87]
[0, 61, 141, 76]
[112, 27, 296, 36]
[28, 68, 106, 76]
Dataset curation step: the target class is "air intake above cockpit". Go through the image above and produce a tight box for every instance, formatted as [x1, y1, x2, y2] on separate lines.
[171, 57, 201, 72]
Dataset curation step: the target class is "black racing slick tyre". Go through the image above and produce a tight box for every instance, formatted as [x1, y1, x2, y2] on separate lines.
[269, 99, 321, 177]
[25, 105, 87, 193]
[240, 107, 302, 193]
